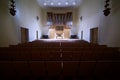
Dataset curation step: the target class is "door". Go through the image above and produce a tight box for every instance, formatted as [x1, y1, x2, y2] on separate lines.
[21, 27, 29, 43]
[90, 27, 98, 44]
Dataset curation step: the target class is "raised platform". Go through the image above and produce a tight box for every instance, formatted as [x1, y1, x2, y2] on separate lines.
[37, 39, 82, 42]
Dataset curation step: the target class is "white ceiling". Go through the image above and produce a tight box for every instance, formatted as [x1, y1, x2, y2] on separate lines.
[37, 0, 82, 8]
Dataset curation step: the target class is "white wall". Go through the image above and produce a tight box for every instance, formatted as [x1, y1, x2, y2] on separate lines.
[99, 0, 120, 47]
[0, 0, 42, 47]
[77, 0, 120, 47]
[16, 0, 43, 41]
[77, 0, 102, 41]
[0, 0, 20, 47]
[41, 8, 79, 35]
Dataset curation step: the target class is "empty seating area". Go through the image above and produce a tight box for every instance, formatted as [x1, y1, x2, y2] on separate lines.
[0, 40, 120, 80]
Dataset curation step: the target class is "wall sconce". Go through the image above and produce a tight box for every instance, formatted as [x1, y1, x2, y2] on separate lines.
[36, 16, 39, 21]
[9, 0, 16, 16]
[80, 16, 82, 21]
[103, 0, 111, 16]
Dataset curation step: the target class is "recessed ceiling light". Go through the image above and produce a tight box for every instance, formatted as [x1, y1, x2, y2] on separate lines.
[58, 2, 61, 5]
[44, 3, 47, 6]
[73, 2, 76, 5]
[51, 2, 54, 5]
[65, 2, 68, 5]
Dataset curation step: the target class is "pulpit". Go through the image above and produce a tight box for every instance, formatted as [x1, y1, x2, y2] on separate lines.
[56, 33, 64, 39]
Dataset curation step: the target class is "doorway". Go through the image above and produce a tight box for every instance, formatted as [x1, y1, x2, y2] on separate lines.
[21, 27, 29, 43]
[90, 27, 98, 44]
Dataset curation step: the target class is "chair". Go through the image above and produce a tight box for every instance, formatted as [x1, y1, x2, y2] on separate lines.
[46, 61, 61, 77]
[12, 61, 31, 79]
[30, 61, 46, 77]
[63, 61, 79, 76]
[0, 61, 16, 79]
[78, 61, 96, 77]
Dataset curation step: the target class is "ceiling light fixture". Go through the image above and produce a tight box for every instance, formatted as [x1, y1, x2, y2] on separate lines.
[58, 2, 61, 5]
[73, 2, 76, 5]
[51, 2, 54, 5]
[37, 0, 81, 8]
[44, 3, 47, 6]
[103, 0, 111, 16]
[9, 0, 16, 16]
[65, 2, 68, 5]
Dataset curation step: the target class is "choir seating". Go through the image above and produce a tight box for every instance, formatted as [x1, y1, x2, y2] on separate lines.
[0, 40, 120, 80]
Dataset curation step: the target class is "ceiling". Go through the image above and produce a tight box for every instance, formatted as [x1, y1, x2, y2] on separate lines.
[37, 0, 82, 8]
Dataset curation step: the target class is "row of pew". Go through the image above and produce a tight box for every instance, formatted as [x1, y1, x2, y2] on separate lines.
[0, 47, 119, 61]
[0, 50, 120, 61]
[9, 40, 101, 47]
[0, 61, 120, 80]
[0, 48, 120, 61]
[0, 40, 120, 80]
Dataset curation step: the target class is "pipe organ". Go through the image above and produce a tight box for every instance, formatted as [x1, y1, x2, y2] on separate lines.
[47, 12, 72, 39]
[47, 12, 72, 25]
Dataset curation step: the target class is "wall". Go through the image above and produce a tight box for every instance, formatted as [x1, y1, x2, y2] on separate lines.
[41, 8, 79, 36]
[16, 0, 43, 41]
[99, 0, 120, 47]
[77, 0, 102, 41]
[0, 0, 19, 47]
[0, 0, 42, 47]
[77, 0, 120, 47]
